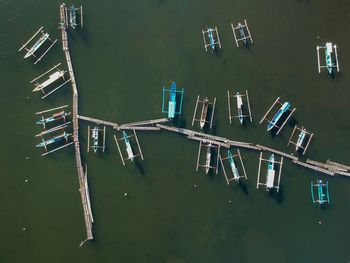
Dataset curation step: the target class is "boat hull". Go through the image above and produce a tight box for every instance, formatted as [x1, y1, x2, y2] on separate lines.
[266, 154, 275, 190]
[267, 102, 290, 131]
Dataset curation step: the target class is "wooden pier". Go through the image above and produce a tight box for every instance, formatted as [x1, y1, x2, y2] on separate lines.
[332, 170, 350, 177]
[78, 115, 168, 130]
[156, 124, 349, 178]
[307, 159, 350, 177]
[117, 126, 161, 131]
[157, 124, 260, 151]
[119, 118, 169, 127]
[256, 144, 298, 161]
[59, 4, 93, 244]
[326, 160, 350, 171]
[188, 134, 230, 148]
[78, 114, 119, 128]
[307, 159, 346, 172]
[292, 160, 335, 176]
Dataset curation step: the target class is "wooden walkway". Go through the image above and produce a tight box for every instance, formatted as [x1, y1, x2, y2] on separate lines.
[78, 115, 119, 128]
[78, 115, 168, 131]
[293, 160, 335, 176]
[307, 159, 346, 172]
[327, 160, 350, 171]
[117, 126, 161, 131]
[307, 159, 350, 177]
[60, 4, 93, 243]
[157, 124, 350, 177]
[119, 118, 169, 127]
[256, 144, 298, 161]
[188, 135, 230, 148]
[56, 3, 350, 245]
[157, 124, 259, 150]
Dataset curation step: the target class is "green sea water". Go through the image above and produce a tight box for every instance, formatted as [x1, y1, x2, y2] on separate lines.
[1, 0, 350, 262]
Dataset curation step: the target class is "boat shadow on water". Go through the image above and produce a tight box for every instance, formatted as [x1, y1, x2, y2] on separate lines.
[202, 105, 217, 134]
[207, 121, 218, 135]
[209, 46, 223, 57]
[238, 181, 249, 195]
[287, 116, 298, 128]
[134, 159, 145, 175]
[172, 115, 186, 128]
[269, 114, 297, 138]
[243, 42, 252, 50]
[329, 70, 343, 81]
[268, 185, 284, 204]
[67, 27, 90, 45]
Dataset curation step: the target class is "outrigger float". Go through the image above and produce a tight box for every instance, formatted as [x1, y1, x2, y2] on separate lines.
[311, 180, 330, 205]
[192, 96, 216, 129]
[287, 125, 314, 155]
[202, 26, 222, 52]
[260, 97, 296, 135]
[87, 126, 106, 153]
[36, 105, 71, 129]
[196, 141, 220, 175]
[257, 153, 283, 192]
[316, 42, 339, 74]
[18, 26, 57, 65]
[220, 149, 247, 185]
[161, 82, 184, 119]
[31, 63, 70, 99]
[35, 123, 73, 156]
[231, 19, 253, 47]
[227, 90, 252, 125]
[114, 130, 144, 165]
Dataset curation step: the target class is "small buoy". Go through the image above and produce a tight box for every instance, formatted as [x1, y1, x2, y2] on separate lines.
[318, 220, 322, 224]
[228, 200, 232, 203]
[26, 96, 29, 99]
[26, 156, 29, 160]
[22, 227, 26, 231]
[124, 192, 128, 197]
[25, 179, 28, 183]
[194, 184, 197, 189]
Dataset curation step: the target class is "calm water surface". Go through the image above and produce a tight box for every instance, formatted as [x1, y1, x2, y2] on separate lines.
[1, 0, 350, 262]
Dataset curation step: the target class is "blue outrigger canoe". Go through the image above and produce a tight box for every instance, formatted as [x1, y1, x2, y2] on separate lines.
[36, 111, 71, 128]
[168, 82, 177, 119]
[236, 92, 244, 125]
[238, 23, 246, 45]
[228, 150, 240, 181]
[207, 28, 216, 51]
[266, 154, 275, 190]
[162, 82, 184, 119]
[24, 33, 50, 59]
[295, 130, 306, 151]
[69, 5, 77, 29]
[123, 131, 134, 161]
[311, 180, 330, 205]
[91, 127, 99, 153]
[36, 132, 70, 148]
[267, 102, 290, 131]
[325, 42, 334, 74]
